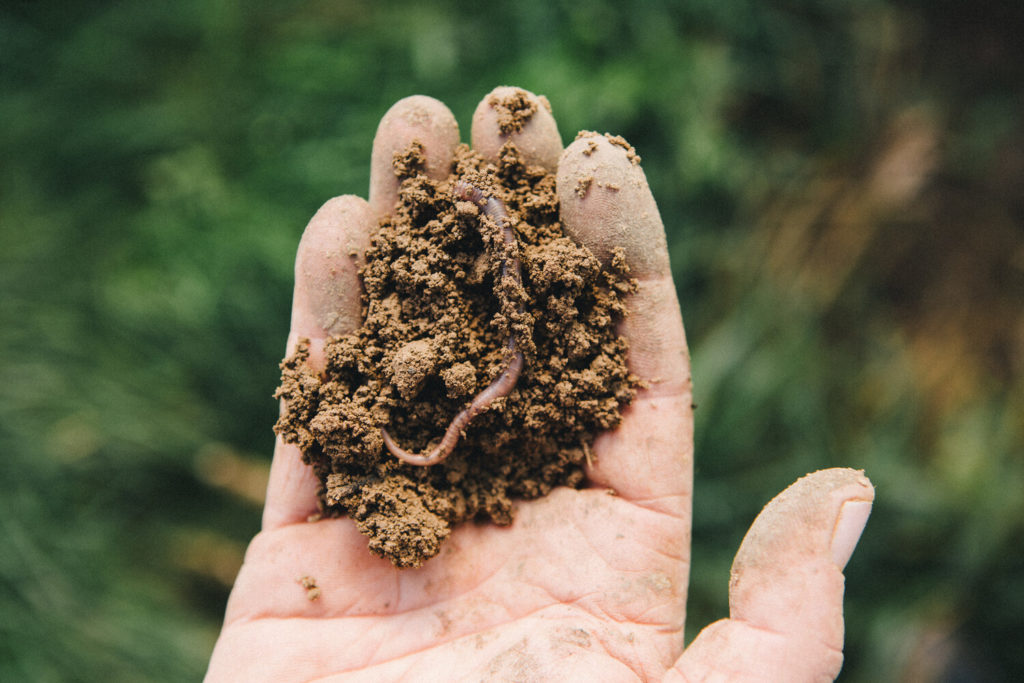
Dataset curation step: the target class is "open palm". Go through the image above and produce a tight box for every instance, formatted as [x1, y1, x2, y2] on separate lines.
[206, 88, 874, 682]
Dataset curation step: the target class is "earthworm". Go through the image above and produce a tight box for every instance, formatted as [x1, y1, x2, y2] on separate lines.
[381, 181, 525, 466]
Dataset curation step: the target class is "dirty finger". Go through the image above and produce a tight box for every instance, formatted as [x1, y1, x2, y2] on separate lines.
[556, 133, 692, 509]
[264, 194, 374, 531]
[368, 95, 460, 217]
[470, 85, 563, 171]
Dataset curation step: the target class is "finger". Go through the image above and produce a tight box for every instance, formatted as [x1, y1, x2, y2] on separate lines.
[470, 86, 563, 171]
[556, 133, 692, 510]
[289, 196, 374, 359]
[668, 468, 874, 682]
[368, 95, 460, 217]
[263, 195, 374, 531]
[557, 132, 672, 279]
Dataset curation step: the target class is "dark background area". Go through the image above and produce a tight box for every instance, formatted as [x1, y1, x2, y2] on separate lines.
[2, 1, 1022, 680]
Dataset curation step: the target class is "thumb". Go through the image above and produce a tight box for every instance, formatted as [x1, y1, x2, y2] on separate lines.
[669, 468, 874, 682]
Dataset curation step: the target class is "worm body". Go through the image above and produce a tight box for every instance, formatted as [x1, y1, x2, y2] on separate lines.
[452, 181, 522, 289]
[381, 182, 525, 466]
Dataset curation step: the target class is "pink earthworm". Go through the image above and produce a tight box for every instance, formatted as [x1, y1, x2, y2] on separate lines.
[381, 181, 525, 466]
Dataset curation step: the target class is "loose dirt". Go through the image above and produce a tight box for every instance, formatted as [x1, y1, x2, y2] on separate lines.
[275, 128, 638, 568]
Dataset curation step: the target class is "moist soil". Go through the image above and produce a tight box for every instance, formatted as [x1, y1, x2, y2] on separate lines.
[275, 128, 638, 568]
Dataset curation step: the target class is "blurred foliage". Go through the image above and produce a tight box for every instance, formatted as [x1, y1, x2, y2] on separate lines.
[1, 0, 1021, 680]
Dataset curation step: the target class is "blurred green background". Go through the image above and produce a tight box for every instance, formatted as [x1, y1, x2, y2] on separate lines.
[2, 0, 1021, 680]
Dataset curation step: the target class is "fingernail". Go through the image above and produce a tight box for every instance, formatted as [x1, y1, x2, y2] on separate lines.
[830, 500, 872, 568]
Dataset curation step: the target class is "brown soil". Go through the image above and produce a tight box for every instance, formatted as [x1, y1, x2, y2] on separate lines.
[275, 128, 638, 568]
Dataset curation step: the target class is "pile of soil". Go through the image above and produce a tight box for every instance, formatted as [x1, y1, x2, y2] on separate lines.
[275, 129, 638, 568]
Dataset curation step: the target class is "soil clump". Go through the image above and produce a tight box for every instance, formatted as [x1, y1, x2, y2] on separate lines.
[275, 133, 638, 568]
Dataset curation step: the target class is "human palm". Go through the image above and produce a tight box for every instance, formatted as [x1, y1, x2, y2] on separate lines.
[207, 88, 873, 682]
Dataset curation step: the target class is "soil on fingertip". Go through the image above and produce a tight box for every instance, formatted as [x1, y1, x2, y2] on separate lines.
[275, 129, 639, 568]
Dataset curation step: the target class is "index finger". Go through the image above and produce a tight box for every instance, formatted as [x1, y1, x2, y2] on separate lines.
[556, 133, 693, 512]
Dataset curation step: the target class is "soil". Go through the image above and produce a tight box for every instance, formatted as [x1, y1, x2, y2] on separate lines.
[275, 123, 639, 568]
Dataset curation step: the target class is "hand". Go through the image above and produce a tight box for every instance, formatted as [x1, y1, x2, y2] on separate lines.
[206, 87, 874, 682]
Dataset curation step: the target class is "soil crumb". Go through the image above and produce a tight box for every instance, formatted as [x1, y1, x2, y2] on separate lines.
[575, 130, 641, 166]
[488, 88, 539, 134]
[298, 575, 321, 601]
[275, 140, 638, 568]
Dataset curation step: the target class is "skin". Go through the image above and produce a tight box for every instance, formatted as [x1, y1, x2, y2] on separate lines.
[206, 87, 874, 682]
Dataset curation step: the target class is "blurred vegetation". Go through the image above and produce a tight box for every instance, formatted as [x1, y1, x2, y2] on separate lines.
[1, 0, 1021, 680]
